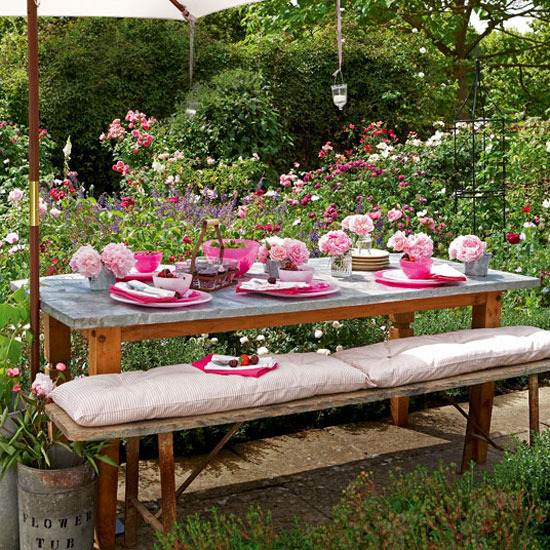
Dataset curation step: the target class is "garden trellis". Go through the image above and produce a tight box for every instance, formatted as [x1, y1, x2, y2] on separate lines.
[0, 0, 261, 377]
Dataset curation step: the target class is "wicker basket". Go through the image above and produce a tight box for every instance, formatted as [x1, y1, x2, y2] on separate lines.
[189, 219, 238, 292]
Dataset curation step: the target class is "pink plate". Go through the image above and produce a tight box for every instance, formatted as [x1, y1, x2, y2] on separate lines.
[260, 284, 340, 299]
[110, 290, 212, 308]
[375, 269, 446, 288]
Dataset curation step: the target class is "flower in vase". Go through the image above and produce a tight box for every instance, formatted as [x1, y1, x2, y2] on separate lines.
[284, 238, 310, 267]
[101, 243, 135, 279]
[347, 214, 374, 236]
[404, 233, 433, 260]
[318, 230, 353, 256]
[70, 245, 103, 278]
[448, 235, 486, 263]
[269, 244, 288, 263]
[387, 230, 407, 252]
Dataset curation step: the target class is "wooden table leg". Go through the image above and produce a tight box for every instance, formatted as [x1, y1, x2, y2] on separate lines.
[158, 433, 177, 535]
[389, 312, 414, 427]
[43, 314, 71, 379]
[89, 328, 122, 550]
[461, 292, 502, 470]
[124, 438, 140, 549]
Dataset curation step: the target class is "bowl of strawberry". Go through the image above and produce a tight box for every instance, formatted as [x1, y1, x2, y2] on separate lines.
[153, 268, 192, 295]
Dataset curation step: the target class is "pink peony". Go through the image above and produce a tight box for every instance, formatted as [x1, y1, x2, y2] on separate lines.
[368, 210, 381, 221]
[7, 367, 20, 378]
[318, 230, 353, 256]
[31, 372, 56, 398]
[448, 235, 486, 263]
[387, 208, 403, 222]
[341, 215, 355, 230]
[70, 245, 103, 278]
[8, 188, 24, 203]
[269, 244, 288, 263]
[257, 245, 269, 264]
[387, 231, 407, 252]
[101, 243, 135, 279]
[348, 214, 374, 236]
[283, 238, 310, 267]
[404, 233, 433, 260]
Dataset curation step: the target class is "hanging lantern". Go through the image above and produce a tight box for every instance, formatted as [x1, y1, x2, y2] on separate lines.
[185, 100, 198, 118]
[331, 0, 346, 111]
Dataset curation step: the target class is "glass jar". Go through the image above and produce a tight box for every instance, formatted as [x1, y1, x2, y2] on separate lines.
[331, 252, 352, 279]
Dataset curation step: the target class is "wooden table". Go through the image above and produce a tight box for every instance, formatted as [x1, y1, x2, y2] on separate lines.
[31, 257, 539, 549]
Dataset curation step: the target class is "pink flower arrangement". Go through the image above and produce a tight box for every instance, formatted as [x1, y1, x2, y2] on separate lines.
[101, 243, 136, 278]
[318, 230, 353, 256]
[70, 243, 135, 279]
[259, 238, 310, 269]
[69, 245, 102, 278]
[343, 214, 374, 236]
[448, 235, 486, 263]
[388, 231, 433, 260]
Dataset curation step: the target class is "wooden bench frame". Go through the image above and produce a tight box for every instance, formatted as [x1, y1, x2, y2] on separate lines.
[46, 359, 548, 547]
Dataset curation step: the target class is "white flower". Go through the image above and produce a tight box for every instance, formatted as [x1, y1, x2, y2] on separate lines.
[515, 267, 523, 273]
[433, 120, 445, 128]
[210, 337, 219, 344]
[256, 334, 266, 342]
[311, 195, 320, 202]
[152, 160, 163, 172]
[523, 222, 536, 229]
[207, 156, 216, 165]
[546, 142, 550, 153]
[5, 232, 19, 244]
[8, 188, 23, 203]
[314, 329, 324, 339]
[239, 336, 249, 345]
[332, 321, 342, 329]
[417, 72, 425, 79]
[317, 348, 331, 355]
[409, 139, 422, 147]
[293, 219, 301, 226]
[62, 137, 72, 158]
[9, 245, 24, 255]
[265, 190, 278, 198]
[31, 372, 56, 398]
[417, 210, 427, 218]
[419, 47, 427, 54]
[412, 27, 418, 33]
[200, 333, 209, 338]
[380, 325, 386, 331]
[542, 199, 550, 209]
[50, 207, 62, 219]
[335, 345, 344, 352]
[257, 346, 269, 356]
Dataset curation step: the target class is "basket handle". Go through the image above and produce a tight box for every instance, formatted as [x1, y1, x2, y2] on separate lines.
[190, 218, 224, 273]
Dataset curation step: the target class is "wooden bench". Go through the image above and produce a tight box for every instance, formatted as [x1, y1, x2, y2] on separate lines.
[46, 359, 548, 547]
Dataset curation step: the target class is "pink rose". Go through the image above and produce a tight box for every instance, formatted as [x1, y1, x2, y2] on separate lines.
[387, 208, 403, 222]
[318, 230, 353, 256]
[387, 231, 407, 252]
[70, 245, 102, 278]
[4, 232, 18, 244]
[348, 214, 374, 236]
[341, 215, 355, 230]
[7, 367, 20, 378]
[12, 383, 21, 393]
[368, 210, 381, 221]
[238, 205, 248, 219]
[269, 244, 288, 263]
[284, 238, 310, 267]
[55, 362, 67, 372]
[258, 245, 269, 264]
[449, 235, 486, 263]
[101, 243, 136, 279]
[404, 233, 433, 260]
[8, 188, 24, 203]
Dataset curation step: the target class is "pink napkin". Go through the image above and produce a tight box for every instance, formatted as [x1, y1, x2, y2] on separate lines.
[192, 354, 278, 378]
[375, 278, 444, 289]
[430, 264, 467, 282]
[109, 285, 200, 304]
[236, 282, 331, 295]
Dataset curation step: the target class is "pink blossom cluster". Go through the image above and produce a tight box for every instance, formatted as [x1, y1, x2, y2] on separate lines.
[112, 161, 130, 175]
[388, 231, 433, 260]
[101, 243, 136, 278]
[448, 235, 486, 263]
[342, 214, 374, 236]
[125, 110, 156, 131]
[100, 118, 126, 142]
[280, 173, 298, 188]
[318, 141, 334, 158]
[259, 238, 310, 269]
[318, 230, 353, 256]
[70, 245, 103, 278]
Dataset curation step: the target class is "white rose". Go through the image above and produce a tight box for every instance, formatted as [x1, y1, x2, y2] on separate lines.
[210, 337, 218, 344]
[257, 346, 269, 356]
[419, 47, 427, 54]
[335, 345, 344, 352]
[314, 329, 323, 339]
[256, 334, 266, 342]
[332, 321, 342, 329]
[239, 336, 249, 344]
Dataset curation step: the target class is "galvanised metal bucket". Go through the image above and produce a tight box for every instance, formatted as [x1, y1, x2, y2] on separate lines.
[18, 451, 97, 550]
[0, 412, 21, 549]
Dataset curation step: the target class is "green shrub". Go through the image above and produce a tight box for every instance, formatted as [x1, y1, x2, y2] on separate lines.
[155, 432, 550, 549]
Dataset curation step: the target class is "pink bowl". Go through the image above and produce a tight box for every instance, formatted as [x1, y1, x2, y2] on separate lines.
[203, 240, 260, 277]
[134, 251, 163, 273]
[279, 267, 314, 284]
[400, 257, 433, 279]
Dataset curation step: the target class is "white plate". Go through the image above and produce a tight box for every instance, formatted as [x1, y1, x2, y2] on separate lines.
[352, 248, 389, 258]
[110, 291, 212, 308]
[261, 285, 340, 299]
[379, 269, 442, 286]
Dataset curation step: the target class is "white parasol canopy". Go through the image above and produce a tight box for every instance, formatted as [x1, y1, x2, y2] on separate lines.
[0, 0, 259, 20]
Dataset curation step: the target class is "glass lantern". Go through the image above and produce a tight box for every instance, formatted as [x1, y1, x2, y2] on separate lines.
[332, 82, 347, 111]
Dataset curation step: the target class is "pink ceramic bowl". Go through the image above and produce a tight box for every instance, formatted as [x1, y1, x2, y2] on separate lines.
[203, 239, 260, 277]
[400, 257, 433, 279]
[134, 251, 163, 273]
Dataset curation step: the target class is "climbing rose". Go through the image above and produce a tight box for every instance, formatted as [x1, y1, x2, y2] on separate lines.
[387, 208, 403, 222]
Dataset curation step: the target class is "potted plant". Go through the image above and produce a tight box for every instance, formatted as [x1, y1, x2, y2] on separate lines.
[0, 288, 29, 549]
[387, 231, 434, 279]
[70, 242, 136, 290]
[318, 230, 354, 279]
[449, 235, 490, 276]
[0, 367, 114, 550]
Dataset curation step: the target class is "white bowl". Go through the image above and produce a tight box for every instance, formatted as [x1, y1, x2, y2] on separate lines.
[278, 267, 314, 284]
[152, 273, 192, 294]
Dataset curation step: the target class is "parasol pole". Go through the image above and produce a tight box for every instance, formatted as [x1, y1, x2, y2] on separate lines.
[27, 0, 41, 379]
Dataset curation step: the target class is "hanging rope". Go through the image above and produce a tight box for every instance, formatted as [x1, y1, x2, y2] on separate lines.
[189, 16, 196, 85]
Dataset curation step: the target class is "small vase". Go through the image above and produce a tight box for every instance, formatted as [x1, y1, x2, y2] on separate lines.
[465, 253, 491, 277]
[264, 259, 280, 278]
[89, 266, 116, 291]
[331, 252, 352, 279]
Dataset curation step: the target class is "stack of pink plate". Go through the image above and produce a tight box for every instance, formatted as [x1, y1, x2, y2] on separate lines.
[375, 265, 466, 289]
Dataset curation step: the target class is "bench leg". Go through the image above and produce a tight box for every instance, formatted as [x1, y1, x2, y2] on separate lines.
[158, 433, 177, 535]
[389, 312, 414, 427]
[528, 374, 539, 447]
[124, 438, 140, 549]
[461, 381, 495, 471]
